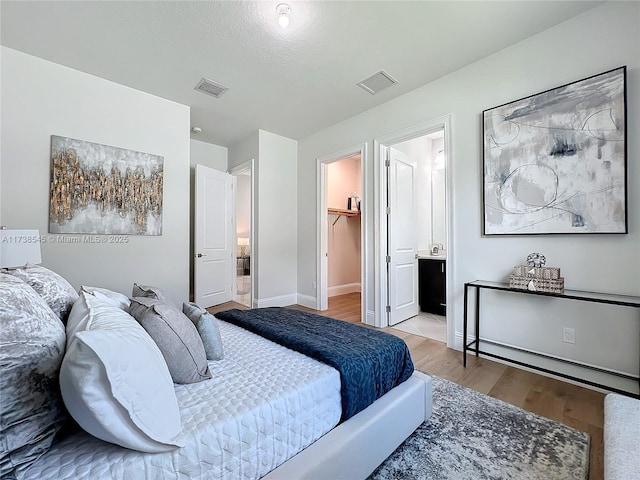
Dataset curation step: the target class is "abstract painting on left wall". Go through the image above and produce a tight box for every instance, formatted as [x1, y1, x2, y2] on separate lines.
[49, 136, 164, 235]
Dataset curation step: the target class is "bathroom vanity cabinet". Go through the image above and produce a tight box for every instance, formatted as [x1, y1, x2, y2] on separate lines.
[419, 258, 446, 315]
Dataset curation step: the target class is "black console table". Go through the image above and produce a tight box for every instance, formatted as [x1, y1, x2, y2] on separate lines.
[236, 256, 250, 276]
[463, 280, 640, 398]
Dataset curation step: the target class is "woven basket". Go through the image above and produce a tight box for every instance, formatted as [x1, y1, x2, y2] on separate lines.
[509, 274, 564, 294]
[513, 265, 561, 280]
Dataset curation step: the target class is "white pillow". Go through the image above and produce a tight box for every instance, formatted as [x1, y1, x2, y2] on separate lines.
[59, 293, 183, 453]
[66, 289, 131, 351]
[65, 293, 92, 351]
[80, 285, 131, 310]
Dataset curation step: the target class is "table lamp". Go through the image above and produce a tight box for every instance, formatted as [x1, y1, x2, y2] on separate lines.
[238, 237, 249, 258]
[1, 229, 42, 269]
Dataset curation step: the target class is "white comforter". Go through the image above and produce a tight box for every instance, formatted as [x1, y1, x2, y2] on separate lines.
[24, 321, 342, 479]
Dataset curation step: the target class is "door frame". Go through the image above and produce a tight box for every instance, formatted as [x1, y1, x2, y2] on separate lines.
[230, 159, 256, 308]
[316, 143, 367, 326]
[373, 115, 454, 346]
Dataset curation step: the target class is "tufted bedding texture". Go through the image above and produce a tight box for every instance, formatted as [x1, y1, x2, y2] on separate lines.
[21, 320, 342, 480]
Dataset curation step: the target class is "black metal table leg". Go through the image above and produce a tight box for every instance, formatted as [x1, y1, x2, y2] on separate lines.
[463, 283, 469, 367]
[474, 285, 480, 357]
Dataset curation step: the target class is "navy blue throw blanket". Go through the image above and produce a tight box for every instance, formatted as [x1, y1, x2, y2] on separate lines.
[215, 308, 414, 421]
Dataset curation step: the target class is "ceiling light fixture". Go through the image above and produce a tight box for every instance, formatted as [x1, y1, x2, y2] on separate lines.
[276, 3, 291, 28]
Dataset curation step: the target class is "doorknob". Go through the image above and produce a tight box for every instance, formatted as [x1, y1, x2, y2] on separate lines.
[196, 253, 207, 258]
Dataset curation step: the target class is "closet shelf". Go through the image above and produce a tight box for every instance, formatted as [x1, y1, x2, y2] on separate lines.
[328, 208, 361, 226]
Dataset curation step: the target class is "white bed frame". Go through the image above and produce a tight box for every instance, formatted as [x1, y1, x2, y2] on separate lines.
[264, 371, 433, 480]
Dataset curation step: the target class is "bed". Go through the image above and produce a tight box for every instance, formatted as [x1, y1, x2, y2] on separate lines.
[0, 266, 433, 480]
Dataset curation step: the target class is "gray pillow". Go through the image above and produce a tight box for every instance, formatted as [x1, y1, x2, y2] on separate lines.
[0, 274, 67, 479]
[182, 302, 224, 361]
[131, 283, 174, 306]
[128, 297, 211, 384]
[7, 265, 78, 322]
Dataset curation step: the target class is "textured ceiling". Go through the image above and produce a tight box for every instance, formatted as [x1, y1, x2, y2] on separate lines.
[1, 1, 602, 147]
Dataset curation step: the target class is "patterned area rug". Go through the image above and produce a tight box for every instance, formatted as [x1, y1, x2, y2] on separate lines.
[369, 376, 590, 480]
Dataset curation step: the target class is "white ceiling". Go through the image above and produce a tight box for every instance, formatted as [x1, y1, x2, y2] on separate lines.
[1, 1, 602, 147]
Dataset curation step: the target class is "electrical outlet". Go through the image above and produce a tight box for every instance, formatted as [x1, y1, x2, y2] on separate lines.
[562, 327, 575, 344]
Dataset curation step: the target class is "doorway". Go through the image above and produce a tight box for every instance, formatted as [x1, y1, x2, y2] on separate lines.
[230, 160, 254, 308]
[374, 115, 453, 346]
[327, 155, 362, 299]
[317, 144, 366, 326]
[389, 131, 447, 342]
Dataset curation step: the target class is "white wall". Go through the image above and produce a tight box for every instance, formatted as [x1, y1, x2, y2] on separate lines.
[297, 2, 640, 391]
[229, 132, 259, 299]
[190, 139, 227, 172]
[1, 47, 191, 302]
[327, 156, 361, 210]
[228, 130, 297, 306]
[430, 137, 446, 248]
[236, 174, 251, 247]
[256, 130, 298, 305]
[228, 133, 259, 171]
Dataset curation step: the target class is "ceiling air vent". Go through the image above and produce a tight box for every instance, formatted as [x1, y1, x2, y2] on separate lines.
[357, 70, 398, 95]
[194, 77, 229, 98]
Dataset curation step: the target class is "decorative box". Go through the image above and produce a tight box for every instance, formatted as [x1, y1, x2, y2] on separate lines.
[509, 275, 564, 294]
[512, 265, 561, 280]
[509, 252, 564, 293]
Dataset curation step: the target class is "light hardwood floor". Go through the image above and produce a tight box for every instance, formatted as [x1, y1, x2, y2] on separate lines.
[207, 292, 604, 480]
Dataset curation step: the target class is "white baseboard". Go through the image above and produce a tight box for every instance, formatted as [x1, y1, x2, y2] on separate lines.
[365, 309, 376, 326]
[255, 294, 298, 308]
[453, 331, 470, 351]
[296, 294, 317, 309]
[452, 333, 635, 393]
[328, 283, 361, 297]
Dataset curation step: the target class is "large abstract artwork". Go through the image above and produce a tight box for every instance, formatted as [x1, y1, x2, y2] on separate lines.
[49, 136, 164, 235]
[483, 67, 627, 235]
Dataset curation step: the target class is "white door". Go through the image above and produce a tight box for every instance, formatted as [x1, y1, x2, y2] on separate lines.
[195, 165, 234, 307]
[388, 147, 419, 325]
